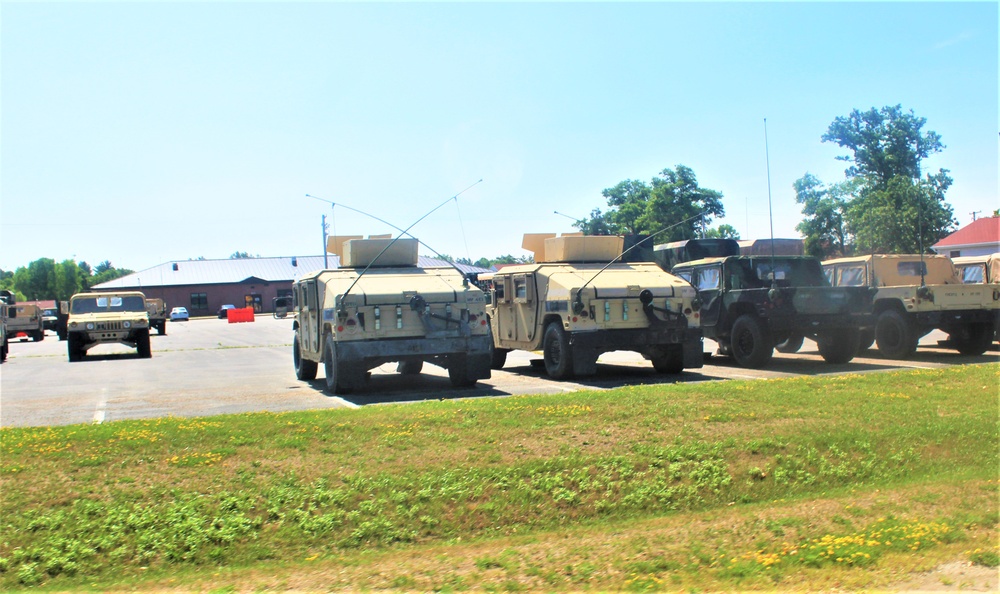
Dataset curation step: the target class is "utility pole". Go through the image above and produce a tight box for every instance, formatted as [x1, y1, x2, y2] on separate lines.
[971, 210, 982, 222]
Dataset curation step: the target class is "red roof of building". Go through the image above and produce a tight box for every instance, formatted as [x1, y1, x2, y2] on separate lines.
[933, 216, 1000, 247]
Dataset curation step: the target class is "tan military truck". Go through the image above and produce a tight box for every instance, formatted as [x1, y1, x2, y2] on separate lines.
[487, 233, 703, 379]
[823, 254, 998, 358]
[6, 303, 45, 342]
[292, 236, 492, 394]
[145, 298, 168, 335]
[951, 253, 1000, 341]
[0, 290, 13, 362]
[66, 291, 152, 362]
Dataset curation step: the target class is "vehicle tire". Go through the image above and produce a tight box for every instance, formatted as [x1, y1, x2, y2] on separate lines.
[542, 323, 574, 380]
[487, 319, 508, 369]
[323, 335, 354, 394]
[817, 328, 860, 364]
[775, 333, 804, 354]
[651, 345, 684, 374]
[34, 330, 44, 342]
[157, 322, 166, 336]
[293, 334, 317, 381]
[730, 315, 773, 368]
[397, 360, 423, 375]
[67, 334, 85, 363]
[858, 328, 875, 351]
[875, 310, 917, 359]
[1, 338, 7, 363]
[448, 354, 477, 388]
[950, 322, 993, 356]
[136, 329, 152, 359]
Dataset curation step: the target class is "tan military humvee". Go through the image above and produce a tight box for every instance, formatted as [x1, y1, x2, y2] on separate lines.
[952, 254, 1000, 285]
[487, 233, 703, 379]
[6, 303, 44, 342]
[67, 291, 151, 361]
[145, 298, 167, 335]
[292, 236, 492, 394]
[823, 254, 998, 358]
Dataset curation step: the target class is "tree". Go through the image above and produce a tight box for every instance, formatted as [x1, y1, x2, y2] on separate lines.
[703, 224, 740, 240]
[53, 260, 83, 301]
[796, 105, 957, 255]
[578, 165, 725, 242]
[229, 251, 257, 259]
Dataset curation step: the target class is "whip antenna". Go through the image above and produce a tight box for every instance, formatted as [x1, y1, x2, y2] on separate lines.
[764, 118, 777, 289]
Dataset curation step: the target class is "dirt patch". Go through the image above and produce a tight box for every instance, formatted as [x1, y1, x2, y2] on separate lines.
[888, 561, 998, 592]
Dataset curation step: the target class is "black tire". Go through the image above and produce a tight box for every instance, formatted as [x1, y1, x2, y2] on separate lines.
[487, 319, 508, 369]
[293, 334, 317, 381]
[157, 322, 166, 336]
[34, 330, 44, 342]
[67, 334, 85, 363]
[448, 354, 477, 388]
[775, 333, 804, 354]
[730, 315, 773, 368]
[651, 345, 684, 374]
[136, 328, 152, 359]
[858, 328, 875, 351]
[323, 335, 354, 394]
[817, 328, 860, 364]
[875, 310, 917, 359]
[1, 338, 7, 363]
[949, 323, 993, 356]
[542, 323, 574, 380]
[397, 360, 423, 375]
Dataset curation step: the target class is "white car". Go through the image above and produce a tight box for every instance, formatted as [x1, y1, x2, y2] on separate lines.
[169, 307, 190, 321]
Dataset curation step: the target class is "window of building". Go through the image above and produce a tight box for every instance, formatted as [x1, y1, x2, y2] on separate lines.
[190, 293, 208, 310]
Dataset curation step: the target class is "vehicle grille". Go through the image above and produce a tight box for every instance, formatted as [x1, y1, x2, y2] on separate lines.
[96, 321, 123, 331]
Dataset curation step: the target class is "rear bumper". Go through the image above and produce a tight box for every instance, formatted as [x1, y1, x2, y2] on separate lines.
[335, 334, 493, 378]
[568, 326, 704, 369]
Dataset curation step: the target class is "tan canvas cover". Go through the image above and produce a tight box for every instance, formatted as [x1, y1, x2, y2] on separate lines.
[826, 254, 960, 286]
[952, 253, 1000, 284]
[342, 238, 418, 268]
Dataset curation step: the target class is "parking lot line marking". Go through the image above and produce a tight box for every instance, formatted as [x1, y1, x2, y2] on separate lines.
[93, 389, 108, 424]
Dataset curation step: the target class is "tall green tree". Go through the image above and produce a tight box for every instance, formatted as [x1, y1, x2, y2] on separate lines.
[579, 165, 725, 242]
[796, 105, 956, 255]
[53, 260, 83, 301]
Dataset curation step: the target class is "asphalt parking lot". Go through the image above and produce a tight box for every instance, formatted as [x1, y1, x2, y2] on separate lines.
[1, 315, 996, 428]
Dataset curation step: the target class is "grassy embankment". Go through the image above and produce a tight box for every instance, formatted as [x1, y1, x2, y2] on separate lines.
[1, 364, 998, 591]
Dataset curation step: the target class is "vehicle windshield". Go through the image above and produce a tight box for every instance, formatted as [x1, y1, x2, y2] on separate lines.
[742, 258, 828, 287]
[71, 295, 147, 314]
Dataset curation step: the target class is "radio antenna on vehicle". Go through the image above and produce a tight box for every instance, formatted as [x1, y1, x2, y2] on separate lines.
[306, 193, 478, 281]
[573, 212, 705, 315]
[764, 118, 778, 292]
[314, 180, 483, 315]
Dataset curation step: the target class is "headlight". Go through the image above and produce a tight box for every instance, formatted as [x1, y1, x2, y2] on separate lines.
[86, 322, 95, 330]
[123, 321, 132, 329]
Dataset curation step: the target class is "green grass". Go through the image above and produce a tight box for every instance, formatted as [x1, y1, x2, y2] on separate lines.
[1, 364, 997, 591]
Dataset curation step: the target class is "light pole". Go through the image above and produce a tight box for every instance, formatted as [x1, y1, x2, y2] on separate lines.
[307, 194, 333, 269]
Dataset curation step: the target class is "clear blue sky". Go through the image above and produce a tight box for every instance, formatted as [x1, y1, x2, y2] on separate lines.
[2, 1, 997, 273]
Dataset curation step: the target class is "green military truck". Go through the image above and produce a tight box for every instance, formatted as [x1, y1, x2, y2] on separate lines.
[66, 291, 152, 362]
[293, 236, 492, 394]
[487, 233, 703, 379]
[823, 254, 998, 358]
[664, 240, 875, 368]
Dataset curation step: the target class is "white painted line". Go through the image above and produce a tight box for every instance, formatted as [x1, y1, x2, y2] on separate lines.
[93, 388, 108, 424]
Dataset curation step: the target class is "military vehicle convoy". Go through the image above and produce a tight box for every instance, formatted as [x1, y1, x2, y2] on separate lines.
[662, 239, 875, 368]
[487, 233, 703, 379]
[6, 303, 45, 342]
[145, 298, 168, 335]
[292, 236, 492, 394]
[823, 254, 998, 358]
[66, 291, 152, 362]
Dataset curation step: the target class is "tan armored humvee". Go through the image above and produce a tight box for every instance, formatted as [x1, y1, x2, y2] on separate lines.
[823, 254, 998, 358]
[66, 291, 151, 361]
[487, 233, 703, 379]
[145, 298, 168, 335]
[6, 303, 44, 342]
[292, 236, 492, 394]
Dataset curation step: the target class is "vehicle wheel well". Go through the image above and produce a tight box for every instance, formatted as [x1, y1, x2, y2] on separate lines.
[873, 299, 907, 315]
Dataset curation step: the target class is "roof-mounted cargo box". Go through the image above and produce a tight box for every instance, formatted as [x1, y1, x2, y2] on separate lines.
[738, 238, 804, 256]
[523, 233, 622, 263]
[328, 236, 419, 268]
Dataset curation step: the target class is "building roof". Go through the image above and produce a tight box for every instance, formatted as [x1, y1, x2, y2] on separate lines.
[93, 255, 491, 289]
[932, 216, 1000, 249]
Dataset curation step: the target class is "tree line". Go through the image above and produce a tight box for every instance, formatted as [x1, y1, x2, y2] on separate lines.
[570, 104, 958, 259]
[0, 259, 133, 302]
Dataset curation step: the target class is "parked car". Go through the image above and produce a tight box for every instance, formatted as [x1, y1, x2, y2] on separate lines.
[217, 304, 236, 319]
[169, 307, 190, 321]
